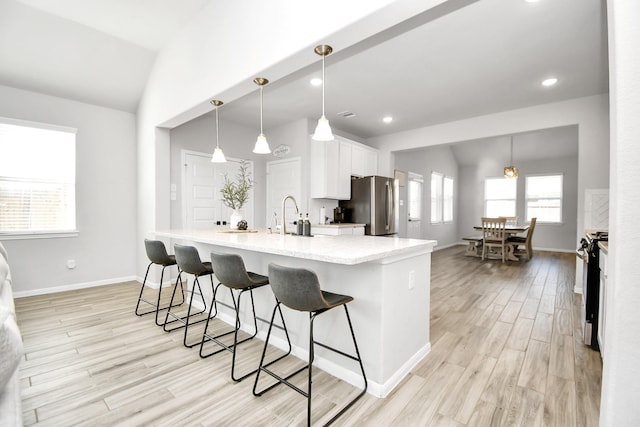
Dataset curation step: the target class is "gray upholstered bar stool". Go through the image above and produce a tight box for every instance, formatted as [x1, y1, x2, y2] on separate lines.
[163, 244, 221, 348]
[201, 252, 292, 382]
[136, 239, 184, 326]
[253, 263, 367, 426]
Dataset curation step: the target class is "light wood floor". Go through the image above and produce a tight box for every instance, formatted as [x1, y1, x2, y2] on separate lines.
[14, 246, 602, 426]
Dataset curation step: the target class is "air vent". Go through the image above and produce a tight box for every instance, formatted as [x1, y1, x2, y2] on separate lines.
[337, 111, 356, 119]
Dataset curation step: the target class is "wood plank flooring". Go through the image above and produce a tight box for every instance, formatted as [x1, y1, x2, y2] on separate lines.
[14, 246, 602, 426]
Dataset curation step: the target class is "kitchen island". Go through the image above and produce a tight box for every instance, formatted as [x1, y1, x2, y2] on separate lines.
[154, 228, 437, 397]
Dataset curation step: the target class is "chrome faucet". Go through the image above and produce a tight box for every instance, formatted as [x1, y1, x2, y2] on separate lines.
[281, 195, 300, 235]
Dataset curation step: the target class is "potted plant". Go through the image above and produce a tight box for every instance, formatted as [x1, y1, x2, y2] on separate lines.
[220, 160, 253, 229]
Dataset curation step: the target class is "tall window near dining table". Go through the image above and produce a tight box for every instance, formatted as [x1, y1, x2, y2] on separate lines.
[431, 172, 454, 224]
[408, 172, 423, 221]
[0, 117, 77, 236]
[526, 174, 563, 223]
[484, 177, 517, 217]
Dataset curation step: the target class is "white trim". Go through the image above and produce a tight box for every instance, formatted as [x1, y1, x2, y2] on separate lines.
[0, 116, 77, 134]
[13, 276, 137, 298]
[0, 230, 79, 240]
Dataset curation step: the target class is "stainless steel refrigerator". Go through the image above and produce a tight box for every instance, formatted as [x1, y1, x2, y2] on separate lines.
[339, 176, 398, 236]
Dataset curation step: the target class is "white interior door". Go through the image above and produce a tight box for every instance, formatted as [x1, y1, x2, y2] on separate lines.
[266, 157, 301, 231]
[183, 151, 253, 229]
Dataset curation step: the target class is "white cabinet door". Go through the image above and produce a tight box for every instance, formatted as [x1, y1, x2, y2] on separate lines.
[310, 137, 351, 200]
[351, 143, 378, 177]
[337, 140, 351, 200]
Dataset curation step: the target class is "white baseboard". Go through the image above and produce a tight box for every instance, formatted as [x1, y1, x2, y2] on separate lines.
[14, 275, 137, 298]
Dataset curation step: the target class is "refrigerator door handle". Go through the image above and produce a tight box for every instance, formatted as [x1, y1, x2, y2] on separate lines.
[385, 180, 392, 231]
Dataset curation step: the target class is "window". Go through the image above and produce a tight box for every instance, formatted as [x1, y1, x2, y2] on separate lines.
[485, 177, 516, 217]
[0, 118, 76, 236]
[431, 172, 454, 224]
[408, 172, 423, 221]
[443, 176, 454, 223]
[430, 172, 442, 223]
[526, 174, 563, 223]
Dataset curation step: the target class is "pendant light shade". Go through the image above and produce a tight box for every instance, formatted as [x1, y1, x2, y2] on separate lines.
[312, 44, 335, 141]
[503, 136, 518, 178]
[253, 77, 271, 154]
[210, 100, 227, 163]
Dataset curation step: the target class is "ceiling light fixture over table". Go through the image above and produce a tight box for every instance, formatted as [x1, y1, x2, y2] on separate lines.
[253, 77, 271, 154]
[504, 135, 519, 178]
[210, 99, 227, 163]
[312, 44, 335, 141]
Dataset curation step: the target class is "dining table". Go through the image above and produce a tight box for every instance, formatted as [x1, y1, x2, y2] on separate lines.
[468, 224, 530, 261]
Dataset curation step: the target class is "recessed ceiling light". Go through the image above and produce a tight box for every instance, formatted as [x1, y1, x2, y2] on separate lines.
[541, 77, 558, 87]
[524, 0, 540, 3]
[383, 116, 393, 123]
[310, 78, 322, 86]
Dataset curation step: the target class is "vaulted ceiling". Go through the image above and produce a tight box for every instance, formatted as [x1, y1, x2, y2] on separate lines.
[0, 0, 607, 152]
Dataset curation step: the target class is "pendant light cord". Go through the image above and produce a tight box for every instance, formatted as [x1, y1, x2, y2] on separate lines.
[322, 54, 326, 116]
[260, 86, 264, 133]
[215, 107, 220, 148]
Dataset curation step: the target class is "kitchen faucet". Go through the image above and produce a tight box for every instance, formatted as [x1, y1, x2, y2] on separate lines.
[281, 195, 299, 235]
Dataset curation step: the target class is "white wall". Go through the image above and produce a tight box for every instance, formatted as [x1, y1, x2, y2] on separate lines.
[0, 85, 137, 295]
[458, 155, 578, 251]
[600, 1, 640, 425]
[394, 145, 459, 246]
[169, 114, 266, 229]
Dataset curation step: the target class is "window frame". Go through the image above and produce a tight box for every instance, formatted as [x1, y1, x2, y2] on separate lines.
[0, 117, 78, 240]
[443, 176, 454, 224]
[525, 173, 563, 224]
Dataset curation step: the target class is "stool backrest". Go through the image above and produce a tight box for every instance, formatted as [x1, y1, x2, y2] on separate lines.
[174, 244, 208, 275]
[210, 252, 252, 289]
[144, 239, 172, 265]
[268, 263, 327, 312]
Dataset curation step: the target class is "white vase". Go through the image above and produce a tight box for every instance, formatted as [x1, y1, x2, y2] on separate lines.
[229, 209, 243, 229]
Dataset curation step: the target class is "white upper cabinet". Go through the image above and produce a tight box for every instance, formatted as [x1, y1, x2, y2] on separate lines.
[310, 136, 378, 200]
[310, 137, 351, 200]
[351, 142, 378, 178]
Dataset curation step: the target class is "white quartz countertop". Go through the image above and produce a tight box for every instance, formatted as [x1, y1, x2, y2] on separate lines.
[311, 223, 366, 228]
[154, 229, 436, 265]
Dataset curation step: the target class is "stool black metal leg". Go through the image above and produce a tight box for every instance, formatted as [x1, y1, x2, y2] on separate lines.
[322, 305, 368, 426]
[308, 312, 316, 426]
[135, 262, 155, 316]
[253, 302, 305, 397]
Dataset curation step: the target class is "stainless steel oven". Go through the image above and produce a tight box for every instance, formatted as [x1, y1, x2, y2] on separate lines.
[576, 231, 608, 351]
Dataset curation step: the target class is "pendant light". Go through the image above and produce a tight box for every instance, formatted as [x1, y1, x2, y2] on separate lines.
[312, 44, 334, 141]
[253, 77, 271, 154]
[503, 136, 519, 178]
[210, 100, 226, 163]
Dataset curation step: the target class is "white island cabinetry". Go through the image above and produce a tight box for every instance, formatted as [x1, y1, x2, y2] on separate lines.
[154, 229, 436, 397]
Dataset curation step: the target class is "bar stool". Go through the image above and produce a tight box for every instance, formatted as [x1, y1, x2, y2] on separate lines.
[163, 244, 221, 348]
[201, 252, 292, 382]
[253, 263, 367, 426]
[136, 239, 184, 326]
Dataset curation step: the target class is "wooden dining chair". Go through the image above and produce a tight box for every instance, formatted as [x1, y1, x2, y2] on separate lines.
[499, 216, 518, 225]
[508, 217, 537, 259]
[481, 217, 508, 262]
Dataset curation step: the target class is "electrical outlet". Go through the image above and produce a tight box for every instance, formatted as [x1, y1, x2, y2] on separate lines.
[408, 270, 415, 289]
